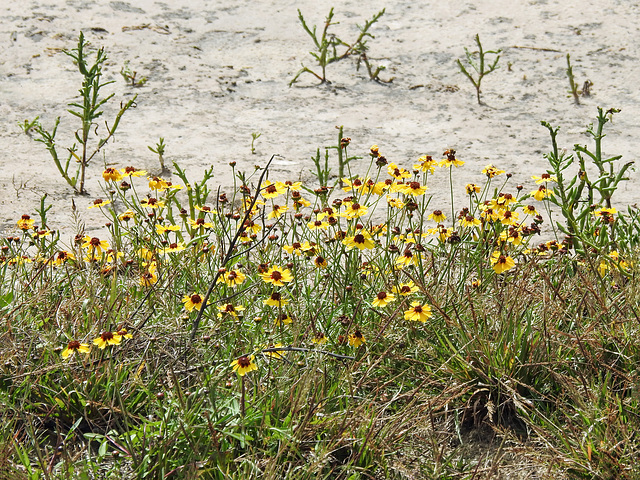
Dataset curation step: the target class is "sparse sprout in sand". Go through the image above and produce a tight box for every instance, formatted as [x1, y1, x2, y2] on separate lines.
[457, 33, 501, 105]
[251, 132, 261, 154]
[120, 60, 148, 87]
[289, 8, 388, 86]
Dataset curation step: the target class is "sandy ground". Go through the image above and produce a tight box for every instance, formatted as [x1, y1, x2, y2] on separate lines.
[1, 0, 640, 243]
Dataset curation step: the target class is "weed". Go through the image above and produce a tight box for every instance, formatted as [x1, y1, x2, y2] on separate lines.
[289, 8, 388, 86]
[251, 132, 261, 155]
[566, 54, 581, 105]
[18, 116, 40, 136]
[120, 60, 148, 87]
[457, 34, 501, 105]
[148, 137, 167, 173]
[28, 32, 136, 194]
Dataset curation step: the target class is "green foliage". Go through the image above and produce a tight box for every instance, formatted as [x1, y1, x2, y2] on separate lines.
[456, 34, 501, 105]
[120, 60, 148, 87]
[28, 32, 136, 194]
[566, 54, 581, 105]
[289, 8, 389, 86]
[148, 137, 167, 173]
[250, 132, 261, 155]
[541, 107, 636, 254]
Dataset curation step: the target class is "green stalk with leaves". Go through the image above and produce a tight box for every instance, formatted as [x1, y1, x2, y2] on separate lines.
[457, 34, 501, 105]
[28, 32, 136, 194]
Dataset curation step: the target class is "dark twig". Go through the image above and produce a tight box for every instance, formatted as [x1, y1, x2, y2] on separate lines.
[189, 155, 275, 341]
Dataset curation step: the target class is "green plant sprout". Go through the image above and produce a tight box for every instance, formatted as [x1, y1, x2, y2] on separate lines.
[28, 32, 136, 194]
[148, 137, 167, 173]
[120, 60, 148, 87]
[289, 8, 387, 86]
[251, 132, 261, 154]
[309, 126, 359, 191]
[457, 34, 501, 105]
[18, 116, 40, 136]
[565, 54, 580, 105]
[542, 107, 635, 254]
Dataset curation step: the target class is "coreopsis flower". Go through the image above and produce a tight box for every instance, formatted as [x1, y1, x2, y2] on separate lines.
[482, 164, 505, 178]
[465, 183, 481, 195]
[362, 180, 388, 195]
[435, 226, 453, 243]
[400, 181, 428, 196]
[387, 197, 405, 209]
[140, 262, 158, 286]
[242, 220, 262, 234]
[293, 196, 312, 209]
[396, 248, 419, 267]
[530, 185, 554, 201]
[500, 210, 519, 226]
[260, 266, 293, 286]
[188, 218, 214, 229]
[479, 205, 500, 222]
[348, 329, 366, 347]
[93, 331, 122, 349]
[161, 242, 186, 254]
[31, 230, 52, 240]
[496, 193, 517, 209]
[594, 207, 617, 224]
[343, 230, 376, 250]
[505, 228, 524, 246]
[116, 328, 133, 340]
[264, 292, 289, 307]
[183, 293, 204, 312]
[82, 236, 109, 256]
[283, 241, 310, 256]
[155, 224, 181, 235]
[62, 340, 90, 359]
[88, 199, 111, 209]
[370, 144, 380, 157]
[439, 149, 464, 168]
[413, 155, 437, 174]
[307, 219, 330, 231]
[118, 210, 136, 222]
[53, 250, 75, 266]
[490, 251, 516, 273]
[460, 215, 481, 228]
[262, 342, 286, 359]
[404, 301, 432, 322]
[102, 168, 123, 182]
[17, 214, 35, 230]
[267, 204, 288, 219]
[274, 312, 293, 326]
[284, 180, 303, 191]
[217, 303, 245, 318]
[261, 180, 286, 199]
[387, 163, 412, 180]
[427, 210, 446, 223]
[195, 205, 215, 214]
[312, 332, 328, 345]
[372, 291, 396, 307]
[531, 173, 557, 184]
[231, 355, 258, 376]
[342, 177, 368, 193]
[314, 256, 328, 269]
[148, 176, 169, 191]
[521, 205, 538, 216]
[121, 166, 147, 177]
[341, 202, 368, 219]
[217, 269, 246, 287]
[140, 197, 165, 208]
[393, 281, 419, 296]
